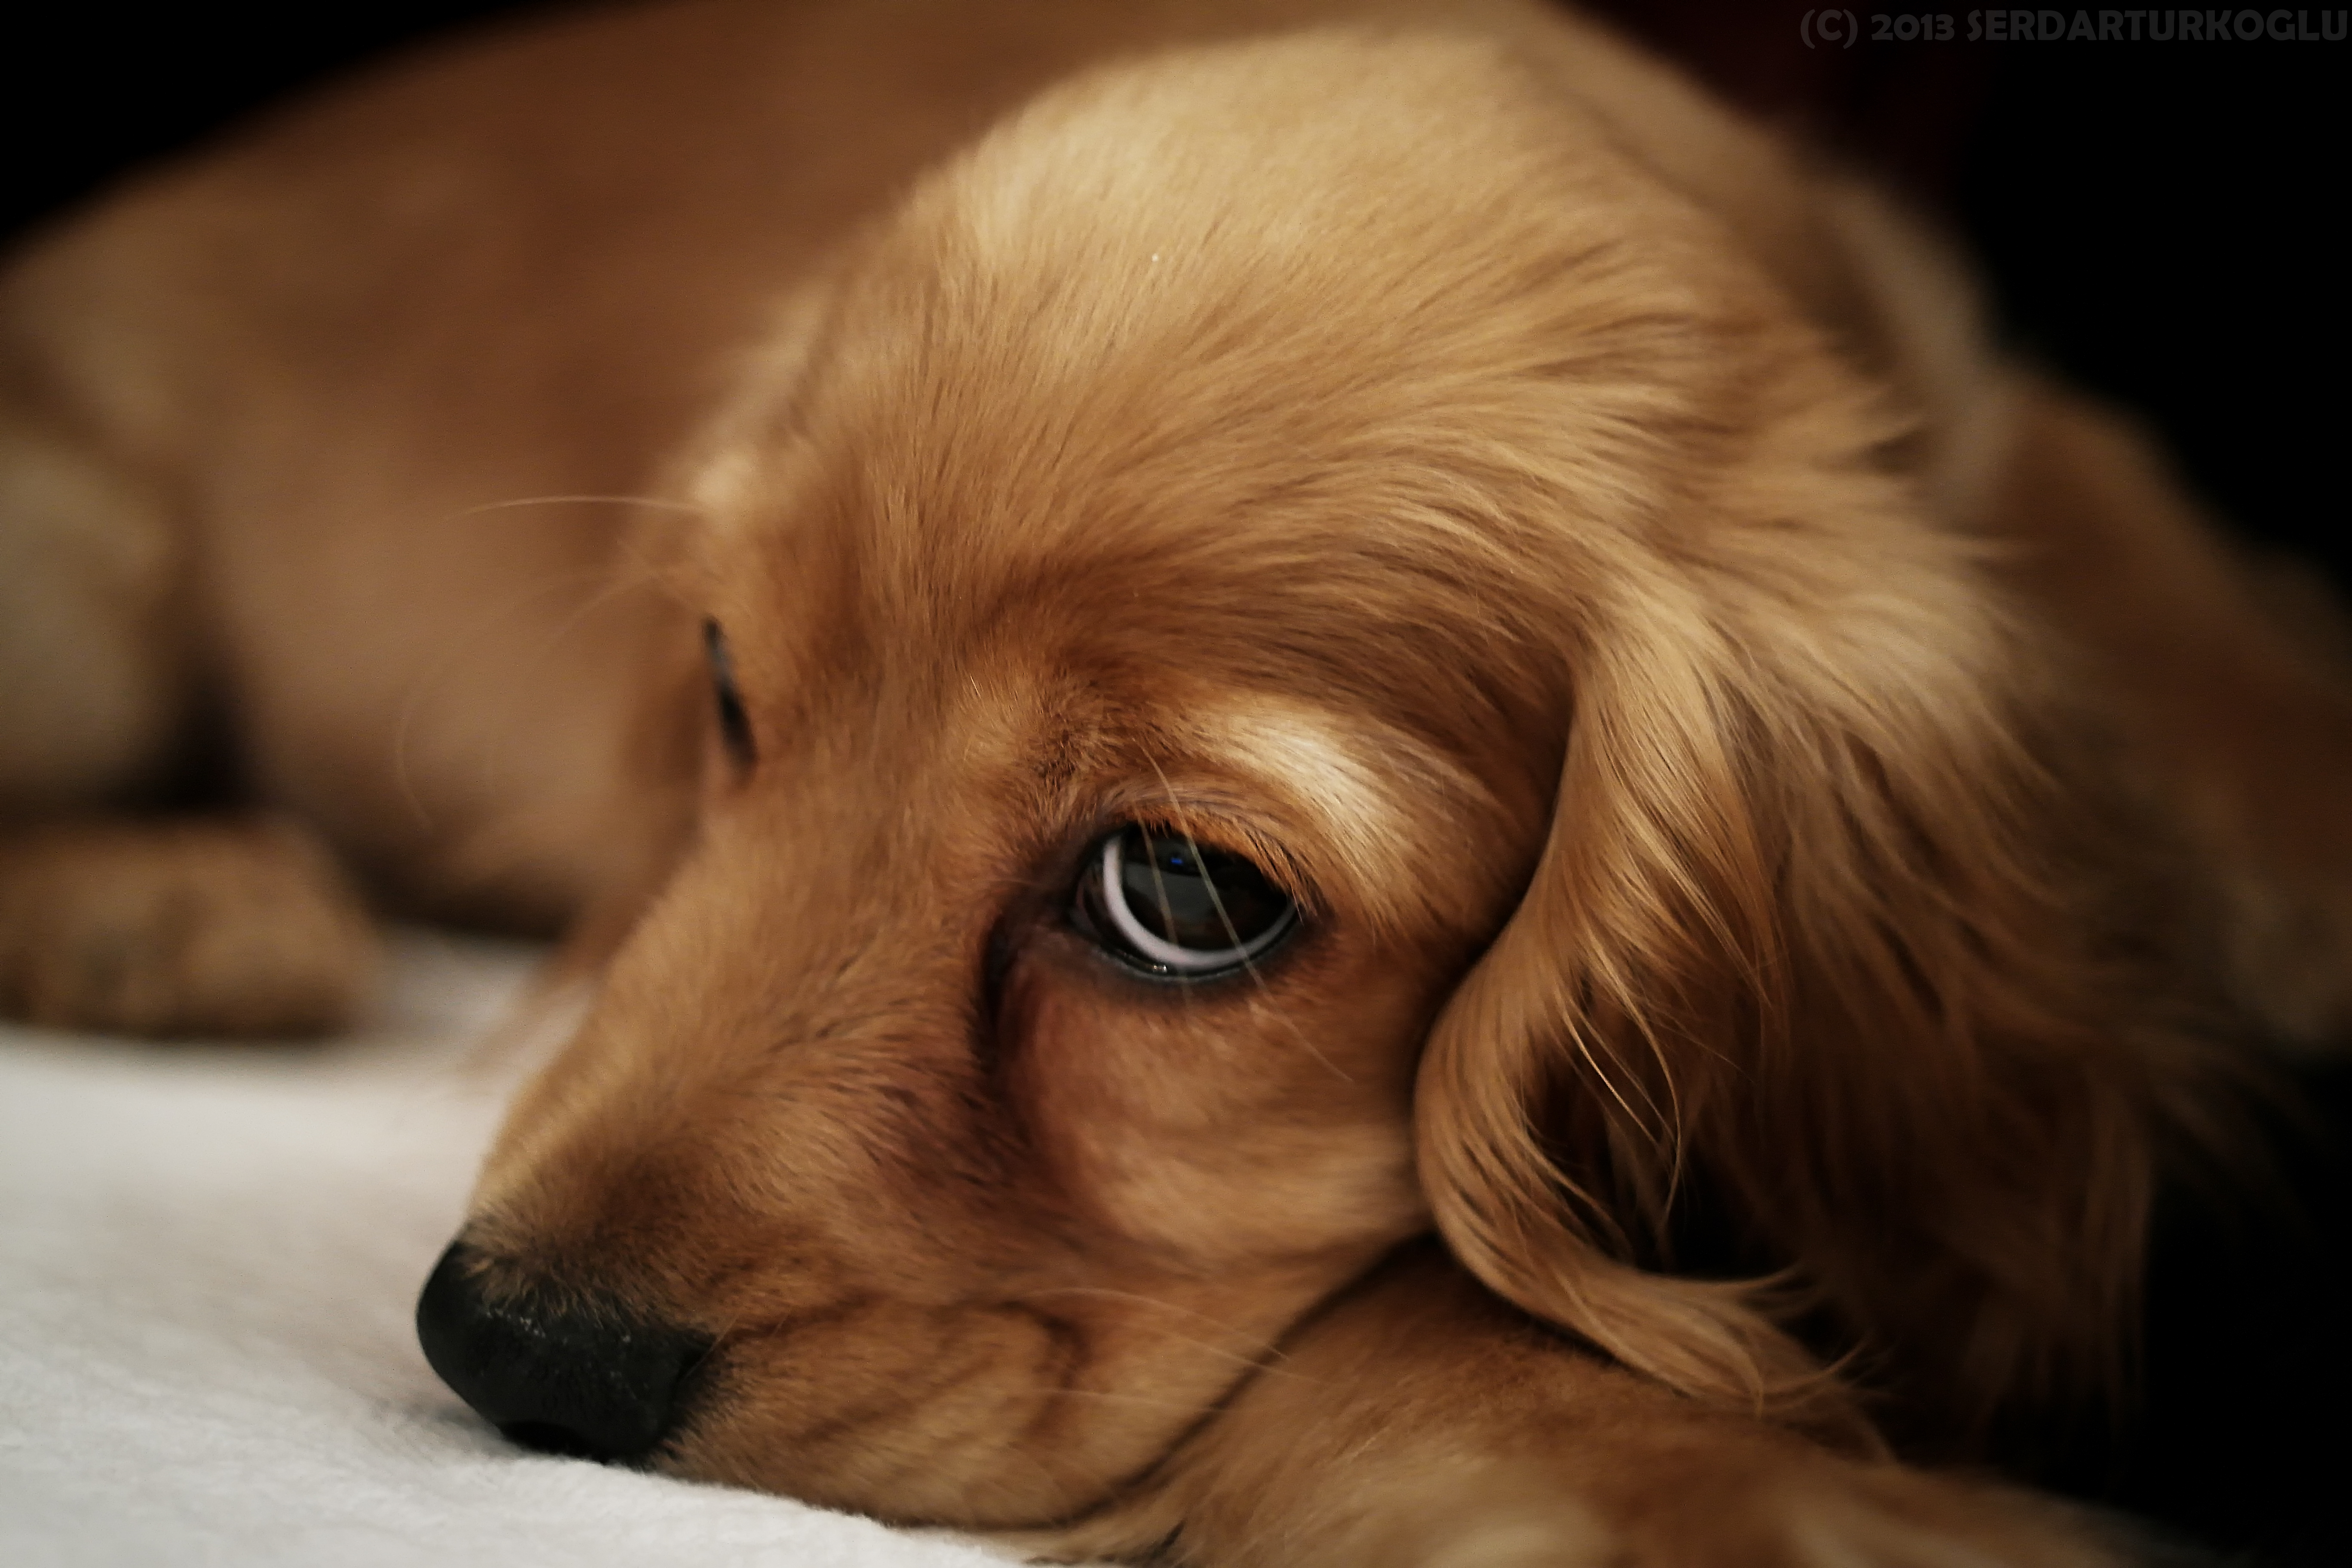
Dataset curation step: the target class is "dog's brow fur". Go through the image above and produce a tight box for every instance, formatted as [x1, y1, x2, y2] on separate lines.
[1167, 697, 1498, 937]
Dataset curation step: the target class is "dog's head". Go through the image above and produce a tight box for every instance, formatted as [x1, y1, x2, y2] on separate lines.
[420, 33, 2202, 1524]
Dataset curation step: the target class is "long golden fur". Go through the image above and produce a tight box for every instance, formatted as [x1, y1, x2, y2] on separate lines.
[4, 2, 2349, 1564]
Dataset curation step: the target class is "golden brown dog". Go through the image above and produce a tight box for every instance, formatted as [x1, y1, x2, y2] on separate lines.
[4, 2, 2349, 1564]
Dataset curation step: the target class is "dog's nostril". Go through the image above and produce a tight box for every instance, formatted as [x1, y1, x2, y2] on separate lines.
[415, 1240, 710, 1464]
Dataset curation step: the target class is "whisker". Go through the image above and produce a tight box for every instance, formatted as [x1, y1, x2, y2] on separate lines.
[1129, 750, 1199, 1028]
[453, 493, 709, 519]
[393, 491, 710, 824]
[457, 962, 593, 1080]
[685, 1299, 757, 1385]
[1014, 1384, 1228, 1415]
[1143, 754, 1354, 1084]
[1008, 1285, 1313, 1382]
[475, 567, 670, 802]
[391, 565, 616, 828]
[1129, 757, 1354, 1081]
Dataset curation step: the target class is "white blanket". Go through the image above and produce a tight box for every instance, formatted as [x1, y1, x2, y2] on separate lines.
[0, 931, 1040, 1568]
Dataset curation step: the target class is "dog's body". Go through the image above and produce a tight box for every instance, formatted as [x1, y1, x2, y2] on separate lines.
[5, 2, 2350, 1563]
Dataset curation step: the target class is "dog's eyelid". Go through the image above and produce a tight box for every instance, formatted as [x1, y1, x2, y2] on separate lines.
[1139, 818, 1312, 907]
[701, 618, 758, 770]
[1087, 804, 1320, 916]
[1223, 835, 1318, 919]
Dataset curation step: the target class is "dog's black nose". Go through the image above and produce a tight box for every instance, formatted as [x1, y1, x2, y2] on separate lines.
[416, 1241, 709, 1462]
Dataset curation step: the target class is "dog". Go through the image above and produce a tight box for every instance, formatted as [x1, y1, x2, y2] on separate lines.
[4, 1, 2349, 1563]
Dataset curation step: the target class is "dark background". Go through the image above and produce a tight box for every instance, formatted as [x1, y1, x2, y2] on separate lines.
[1591, 0, 2349, 597]
[5, 2, 2346, 1562]
[6, 2, 2344, 591]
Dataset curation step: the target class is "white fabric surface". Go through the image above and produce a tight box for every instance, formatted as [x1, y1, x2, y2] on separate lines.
[0, 931, 1032, 1568]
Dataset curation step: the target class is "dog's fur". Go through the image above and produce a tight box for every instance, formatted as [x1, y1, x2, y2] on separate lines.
[5, 1, 2350, 1563]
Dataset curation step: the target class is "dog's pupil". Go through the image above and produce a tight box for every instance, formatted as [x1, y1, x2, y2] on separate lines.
[1118, 828, 1286, 948]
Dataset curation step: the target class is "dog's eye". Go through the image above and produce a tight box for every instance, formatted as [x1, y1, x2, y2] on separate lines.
[703, 619, 755, 768]
[1075, 825, 1298, 979]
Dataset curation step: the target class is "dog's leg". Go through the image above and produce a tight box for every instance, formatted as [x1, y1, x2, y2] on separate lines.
[0, 394, 186, 812]
[1034, 1245, 2125, 1568]
[0, 406, 377, 1037]
[0, 817, 377, 1037]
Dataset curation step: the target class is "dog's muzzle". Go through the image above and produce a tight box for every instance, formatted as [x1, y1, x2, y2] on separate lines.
[416, 1241, 710, 1463]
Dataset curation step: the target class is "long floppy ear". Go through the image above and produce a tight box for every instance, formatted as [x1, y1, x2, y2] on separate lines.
[1416, 459, 2222, 1442]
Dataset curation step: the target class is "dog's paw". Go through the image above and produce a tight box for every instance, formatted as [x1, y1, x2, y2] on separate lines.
[1424, 1501, 2121, 1568]
[1780, 1482, 2123, 1568]
[1412, 1504, 1620, 1568]
[1612, 1464, 2131, 1568]
[0, 817, 379, 1037]
[1409, 1461, 2127, 1568]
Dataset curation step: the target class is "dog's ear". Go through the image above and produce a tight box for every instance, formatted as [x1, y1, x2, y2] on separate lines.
[1415, 476, 2217, 1439]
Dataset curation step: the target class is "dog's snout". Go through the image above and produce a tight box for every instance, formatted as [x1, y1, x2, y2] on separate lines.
[416, 1241, 709, 1463]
